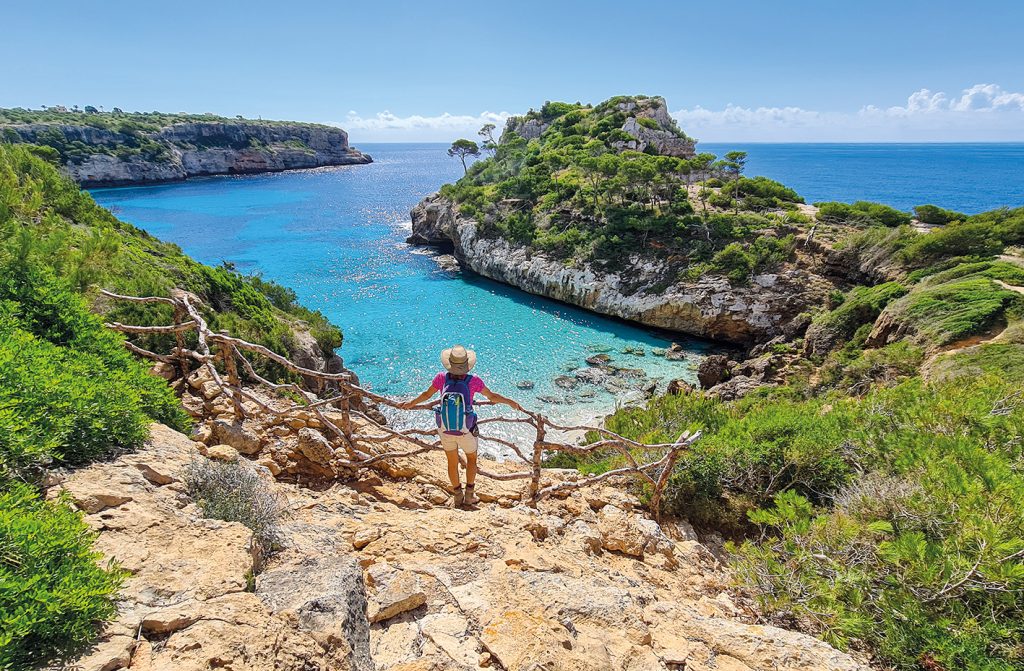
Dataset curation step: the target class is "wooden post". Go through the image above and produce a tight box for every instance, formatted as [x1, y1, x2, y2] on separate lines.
[173, 303, 189, 378]
[651, 431, 692, 522]
[529, 416, 545, 502]
[221, 340, 245, 421]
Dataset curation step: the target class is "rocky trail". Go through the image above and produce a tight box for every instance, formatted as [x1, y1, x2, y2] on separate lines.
[56, 418, 869, 671]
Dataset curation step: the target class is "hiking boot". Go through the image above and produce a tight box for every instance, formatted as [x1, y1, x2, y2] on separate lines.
[464, 486, 479, 506]
[451, 487, 464, 507]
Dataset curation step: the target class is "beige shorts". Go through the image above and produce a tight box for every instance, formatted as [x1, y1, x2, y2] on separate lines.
[438, 429, 478, 455]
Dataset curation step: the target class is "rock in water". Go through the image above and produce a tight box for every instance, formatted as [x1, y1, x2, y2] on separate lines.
[516, 380, 535, 390]
[586, 353, 612, 366]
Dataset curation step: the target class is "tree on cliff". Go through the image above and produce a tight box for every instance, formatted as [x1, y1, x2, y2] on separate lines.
[722, 151, 748, 213]
[478, 124, 497, 156]
[448, 139, 481, 175]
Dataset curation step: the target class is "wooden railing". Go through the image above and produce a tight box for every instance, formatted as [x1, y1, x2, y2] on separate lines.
[102, 289, 700, 518]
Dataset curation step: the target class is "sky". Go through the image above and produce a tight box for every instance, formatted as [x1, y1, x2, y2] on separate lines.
[3, 0, 1023, 143]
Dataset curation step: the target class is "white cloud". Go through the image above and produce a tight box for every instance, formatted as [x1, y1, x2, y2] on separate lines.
[335, 84, 1024, 143]
[675, 83, 1024, 142]
[335, 110, 512, 142]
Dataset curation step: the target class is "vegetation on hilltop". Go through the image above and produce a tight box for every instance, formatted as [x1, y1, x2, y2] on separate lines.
[0, 107, 336, 165]
[438, 95, 811, 277]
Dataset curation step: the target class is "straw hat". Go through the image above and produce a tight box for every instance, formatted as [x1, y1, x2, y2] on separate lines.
[441, 345, 476, 375]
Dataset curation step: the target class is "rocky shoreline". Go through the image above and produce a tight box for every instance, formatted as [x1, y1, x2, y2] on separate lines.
[2, 120, 371, 186]
[408, 193, 835, 347]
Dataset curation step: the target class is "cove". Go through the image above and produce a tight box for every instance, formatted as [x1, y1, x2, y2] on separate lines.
[90, 143, 712, 433]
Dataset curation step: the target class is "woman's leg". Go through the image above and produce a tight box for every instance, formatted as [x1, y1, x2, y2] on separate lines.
[444, 448, 461, 490]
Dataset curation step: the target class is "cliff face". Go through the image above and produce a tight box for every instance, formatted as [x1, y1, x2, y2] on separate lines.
[3, 120, 371, 186]
[410, 195, 833, 346]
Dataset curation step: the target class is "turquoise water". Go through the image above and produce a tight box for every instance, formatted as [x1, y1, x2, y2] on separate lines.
[90, 144, 710, 436]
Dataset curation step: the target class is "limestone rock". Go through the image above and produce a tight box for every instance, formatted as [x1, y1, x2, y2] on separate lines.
[367, 569, 427, 623]
[4, 120, 371, 188]
[597, 504, 674, 562]
[212, 419, 263, 455]
[698, 354, 730, 389]
[206, 443, 240, 462]
[257, 556, 374, 671]
[409, 194, 836, 346]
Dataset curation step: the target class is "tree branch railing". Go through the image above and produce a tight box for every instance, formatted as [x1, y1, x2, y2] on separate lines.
[101, 289, 700, 515]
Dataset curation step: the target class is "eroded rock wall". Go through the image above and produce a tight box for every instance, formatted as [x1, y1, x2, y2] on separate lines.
[410, 194, 833, 346]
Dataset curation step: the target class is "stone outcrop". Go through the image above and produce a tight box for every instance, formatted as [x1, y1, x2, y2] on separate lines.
[2, 120, 371, 186]
[409, 195, 834, 346]
[611, 96, 695, 158]
[501, 96, 694, 158]
[60, 418, 868, 671]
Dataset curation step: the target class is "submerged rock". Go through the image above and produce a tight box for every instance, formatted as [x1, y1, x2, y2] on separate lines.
[515, 380, 535, 390]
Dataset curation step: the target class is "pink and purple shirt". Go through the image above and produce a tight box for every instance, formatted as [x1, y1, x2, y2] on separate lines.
[432, 372, 486, 399]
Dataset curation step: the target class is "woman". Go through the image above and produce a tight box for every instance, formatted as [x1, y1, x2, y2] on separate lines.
[400, 345, 523, 506]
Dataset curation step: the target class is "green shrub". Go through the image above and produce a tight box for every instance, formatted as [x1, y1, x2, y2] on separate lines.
[730, 376, 1024, 669]
[913, 204, 965, 225]
[0, 482, 126, 669]
[806, 282, 908, 353]
[878, 277, 1022, 347]
[183, 457, 283, 554]
[900, 220, 1003, 266]
[815, 201, 912, 227]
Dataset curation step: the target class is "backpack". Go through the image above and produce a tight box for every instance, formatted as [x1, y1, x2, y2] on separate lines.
[435, 373, 478, 435]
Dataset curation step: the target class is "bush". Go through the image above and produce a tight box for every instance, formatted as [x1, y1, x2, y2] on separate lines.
[730, 376, 1024, 669]
[0, 264, 188, 481]
[913, 204, 965, 225]
[815, 201, 912, 227]
[183, 457, 283, 554]
[878, 276, 1023, 347]
[899, 220, 1003, 266]
[806, 282, 909, 354]
[0, 483, 126, 669]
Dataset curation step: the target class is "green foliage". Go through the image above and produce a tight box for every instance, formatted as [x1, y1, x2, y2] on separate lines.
[438, 94, 802, 275]
[0, 482, 126, 669]
[0, 107, 338, 166]
[808, 282, 909, 352]
[913, 203, 965, 225]
[731, 376, 1024, 669]
[877, 272, 1023, 347]
[0, 264, 189, 481]
[815, 200, 912, 227]
[183, 457, 283, 552]
[900, 220, 1004, 266]
[722, 176, 804, 211]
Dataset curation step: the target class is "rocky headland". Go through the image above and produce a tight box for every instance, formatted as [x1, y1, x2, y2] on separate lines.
[1, 112, 371, 186]
[409, 193, 833, 347]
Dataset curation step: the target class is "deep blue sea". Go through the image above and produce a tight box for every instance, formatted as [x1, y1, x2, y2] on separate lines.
[90, 142, 1024, 442]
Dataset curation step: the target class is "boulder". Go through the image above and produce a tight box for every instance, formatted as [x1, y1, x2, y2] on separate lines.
[295, 427, 336, 476]
[206, 444, 240, 462]
[367, 569, 427, 623]
[666, 379, 694, 395]
[257, 556, 374, 671]
[596, 505, 675, 562]
[212, 419, 263, 455]
[697, 354, 730, 389]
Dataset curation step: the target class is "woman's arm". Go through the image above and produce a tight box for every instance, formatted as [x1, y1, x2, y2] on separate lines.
[399, 385, 438, 410]
[481, 387, 525, 412]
